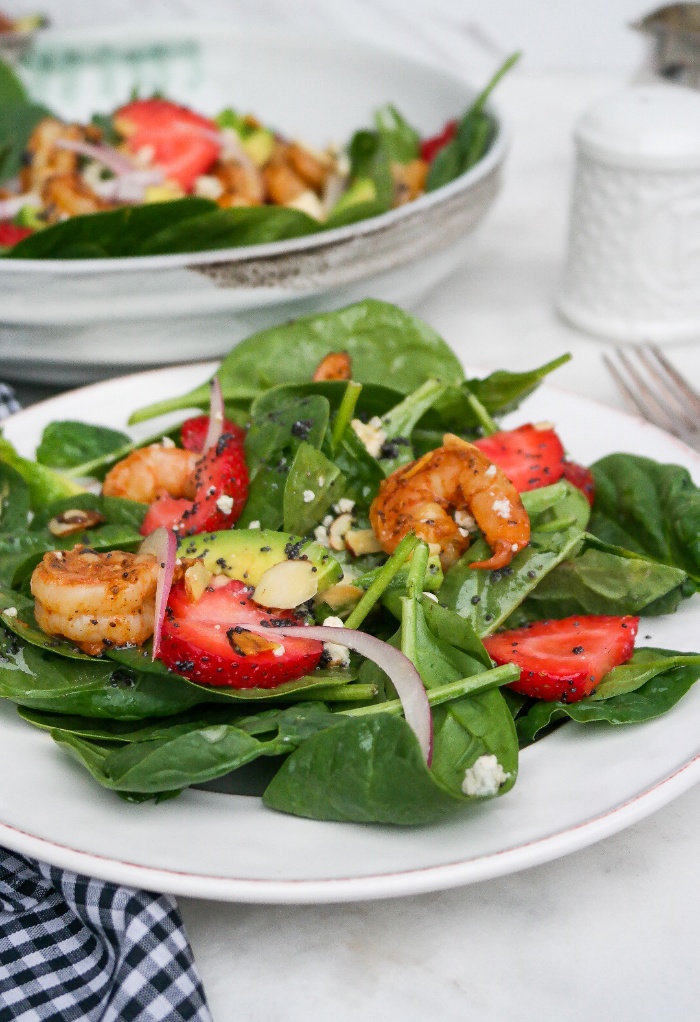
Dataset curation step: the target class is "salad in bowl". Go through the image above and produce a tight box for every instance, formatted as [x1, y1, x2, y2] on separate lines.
[1, 299, 698, 825]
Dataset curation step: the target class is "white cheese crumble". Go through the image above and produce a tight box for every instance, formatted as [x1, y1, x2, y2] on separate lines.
[485, 464, 497, 477]
[160, 435, 176, 448]
[454, 509, 477, 532]
[334, 498, 355, 515]
[2, 607, 17, 618]
[462, 755, 511, 797]
[272, 644, 285, 657]
[303, 489, 315, 504]
[194, 174, 224, 200]
[216, 494, 234, 515]
[248, 520, 261, 529]
[314, 525, 330, 547]
[512, 543, 520, 551]
[317, 476, 325, 487]
[322, 639, 350, 668]
[322, 515, 334, 527]
[350, 416, 386, 458]
[492, 497, 512, 519]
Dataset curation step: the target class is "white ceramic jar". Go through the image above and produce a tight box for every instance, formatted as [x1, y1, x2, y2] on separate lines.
[557, 84, 700, 344]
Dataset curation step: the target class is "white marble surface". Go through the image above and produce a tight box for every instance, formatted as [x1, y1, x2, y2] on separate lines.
[177, 70, 700, 1021]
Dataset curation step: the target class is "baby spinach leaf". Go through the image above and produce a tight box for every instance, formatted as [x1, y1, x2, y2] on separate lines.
[140, 205, 318, 256]
[18, 705, 220, 742]
[0, 522, 143, 587]
[374, 104, 420, 163]
[0, 586, 93, 660]
[252, 380, 403, 422]
[8, 198, 216, 260]
[36, 421, 131, 469]
[331, 428, 384, 509]
[377, 379, 446, 474]
[29, 492, 146, 533]
[589, 454, 700, 584]
[0, 101, 50, 183]
[283, 442, 345, 535]
[263, 714, 464, 824]
[0, 59, 28, 104]
[130, 300, 465, 424]
[0, 463, 29, 532]
[430, 689, 518, 797]
[345, 129, 393, 209]
[516, 648, 700, 744]
[0, 433, 85, 508]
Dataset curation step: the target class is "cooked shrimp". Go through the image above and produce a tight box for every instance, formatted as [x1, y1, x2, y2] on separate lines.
[42, 173, 109, 222]
[369, 433, 530, 571]
[31, 546, 159, 655]
[21, 118, 82, 192]
[313, 351, 352, 382]
[102, 445, 199, 504]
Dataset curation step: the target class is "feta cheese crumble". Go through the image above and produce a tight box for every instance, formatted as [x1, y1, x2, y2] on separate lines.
[303, 489, 315, 503]
[194, 174, 224, 200]
[484, 464, 497, 477]
[462, 755, 511, 797]
[314, 525, 330, 547]
[2, 607, 17, 618]
[248, 520, 261, 529]
[350, 416, 386, 458]
[216, 494, 234, 515]
[334, 498, 355, 515]
[492, 497, 512, 519]
[454, 509, 477, 532]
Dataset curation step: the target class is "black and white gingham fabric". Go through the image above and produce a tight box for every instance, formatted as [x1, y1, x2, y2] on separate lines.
[0, 387, 210, 1021]
[0, 847, 212, 1022]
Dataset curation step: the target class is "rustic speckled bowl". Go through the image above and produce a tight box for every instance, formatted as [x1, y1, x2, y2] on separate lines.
[1, 25, 508, 383]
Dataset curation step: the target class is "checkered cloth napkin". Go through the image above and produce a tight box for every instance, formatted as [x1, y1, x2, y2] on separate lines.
[0, 384, 211, 1022]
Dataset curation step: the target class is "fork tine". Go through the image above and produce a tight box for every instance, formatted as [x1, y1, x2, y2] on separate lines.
[635, 347, 699, 433]
[602, 353, 673, 433]
[612, 348, 679, 433]
[647, 345, 700, 419]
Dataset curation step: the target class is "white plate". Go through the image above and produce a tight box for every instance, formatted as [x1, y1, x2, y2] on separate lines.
[1, 366, 699, 904]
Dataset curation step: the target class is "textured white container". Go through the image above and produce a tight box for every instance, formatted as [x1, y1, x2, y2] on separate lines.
[557, 84, 700, 344]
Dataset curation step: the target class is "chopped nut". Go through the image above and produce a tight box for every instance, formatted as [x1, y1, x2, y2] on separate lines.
[344, 529, 383, 557]
[48, 508, 106, 537]
[328, 512, 354, 551]
[253, 559, 319, 609]
[351, 417, 386, 458]
[228, 627, 282, 657]
[184, 561, 213, 602]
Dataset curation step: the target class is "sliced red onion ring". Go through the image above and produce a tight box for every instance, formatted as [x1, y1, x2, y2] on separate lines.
[203, 377, 225, 452]
[54, 138, 137, 176]
[0, 193, 39, 219]
[139, 527, 177, 658]
[92, 168, 164, 202]
[250, 624, 433, 763]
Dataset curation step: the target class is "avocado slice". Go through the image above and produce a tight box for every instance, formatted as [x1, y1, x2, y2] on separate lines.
[178, 529, 342, 590]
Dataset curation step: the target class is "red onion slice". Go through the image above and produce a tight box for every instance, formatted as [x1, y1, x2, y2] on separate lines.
[253, 624, 433, 764]
[139, 527, 177, 658]
[55, 138, 137, 176]
[0, 193, 39, 219]
[203, 377, 225, 452]
[92, 169, 164, 202]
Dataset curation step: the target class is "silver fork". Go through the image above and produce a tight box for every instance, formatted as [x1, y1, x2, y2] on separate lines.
[603, 345, 700, 451]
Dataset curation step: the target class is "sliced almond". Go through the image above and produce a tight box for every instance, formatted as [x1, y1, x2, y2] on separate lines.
[344, 529, 383, 557]
[328, 512, 354, 551]
[227, 627, 282, 657]
[184, 561, 213, 603]
[317, 583, 364, 611]
[48, 508, 106, 537]
[253, 559, 318, 609]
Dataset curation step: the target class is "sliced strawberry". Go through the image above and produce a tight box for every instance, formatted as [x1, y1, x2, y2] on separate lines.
[140, 433, 249, 537]
[180, 414, 245, 453]
[0, 223, 33, 247]
[474, 424, 566, 492]
[158, 579, 323, 688]
[114, 98, 220, 191]
[562, 461, 595, 506]
[484, 614, 639, 703]
[421, 119, 457, 162]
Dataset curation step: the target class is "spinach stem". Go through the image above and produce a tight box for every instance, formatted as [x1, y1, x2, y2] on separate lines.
[310, 684, 378, 703]
[344, 531, 418, 630]
[465, 390, 499, 436]
[342, 664, 520, 718]
[407, 540, 429, 600]
[469, 52, 521, 116]
[331, 381, 363, 455]
[62, 424, 182, 480]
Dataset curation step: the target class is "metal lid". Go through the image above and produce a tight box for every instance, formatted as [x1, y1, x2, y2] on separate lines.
[575, 83, 700, 169]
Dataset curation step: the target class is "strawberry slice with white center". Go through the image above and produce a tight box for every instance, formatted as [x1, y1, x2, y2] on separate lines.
[474, 424, 566, 492]
[483, 614, 639, 703]
[158, 579, 323, 688]
[114, 98, 220, 192]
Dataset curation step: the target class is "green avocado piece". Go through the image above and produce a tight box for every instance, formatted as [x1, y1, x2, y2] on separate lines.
[328, 177, 377, 218]
[177, 529, 342, 590]
[241, 128, 275, 167]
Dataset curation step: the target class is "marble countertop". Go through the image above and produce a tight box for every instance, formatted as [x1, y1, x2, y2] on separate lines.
[175, 71, 700, 1021]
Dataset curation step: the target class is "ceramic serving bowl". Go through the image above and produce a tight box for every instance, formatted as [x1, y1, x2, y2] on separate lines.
[0, 25, 508, 385]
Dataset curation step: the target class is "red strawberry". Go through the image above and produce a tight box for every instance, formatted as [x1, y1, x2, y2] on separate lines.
[562, 461, 595, 506]
[114, 98, 220, 191]
[0, 223, 33, 247]
[180, 414, 245, 453]
[484, 614, 639, 703]
[474, 424, 566, 492]
[421, 119, 457, 162]
[158, 579, 323, 688]
[140, 433, 249, 537]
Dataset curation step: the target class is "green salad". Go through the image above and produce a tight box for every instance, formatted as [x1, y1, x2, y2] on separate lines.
[1, 299, 699, 825]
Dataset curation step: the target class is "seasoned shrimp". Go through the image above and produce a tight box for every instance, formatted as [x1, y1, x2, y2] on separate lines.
[31, 546, 159, 655]
[369, 433, 530, 571]
[20, 118, 82, 192]
[102, 444, 199, 504]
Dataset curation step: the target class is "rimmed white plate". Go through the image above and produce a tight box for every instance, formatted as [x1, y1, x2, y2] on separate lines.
[1, 365, 699, 904]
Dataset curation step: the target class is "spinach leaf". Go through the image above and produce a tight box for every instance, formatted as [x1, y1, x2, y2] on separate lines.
[251, 380, 403, 422]
[36, 421, 131, 469]
[8, 198, 216, 259]
[331, 428, 384, 509]
[139, 206, 318, 255]
[589, 454, 700, 585]
[283, 442, 345, 535]
[374, 105, 420, 163]
[0, 463, 29, 532]
[345, 129, 393, 209]
[0, 521, 143, 587]
[130, 300, 465, 424]
[516, 648, 700, 744]
[0, 59, 27, 103]
[507, 547, 690, 623]
[0, 585, 93, 660]
[430, 689, 518, 797]
[0, 433, 85, 508]
[0, 101, 51, 183]
[377, 379, 446, 474]
[29, 492, 146, 533]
